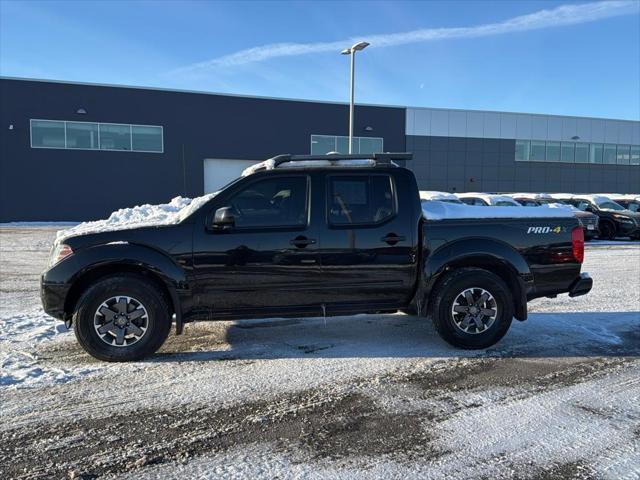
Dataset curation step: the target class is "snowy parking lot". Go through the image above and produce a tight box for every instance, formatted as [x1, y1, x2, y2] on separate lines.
[0, 226, 639, 479]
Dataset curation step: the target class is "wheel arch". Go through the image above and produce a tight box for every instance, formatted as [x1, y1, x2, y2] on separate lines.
[420, 239, 530, 321]
[62, 245, 187, 333]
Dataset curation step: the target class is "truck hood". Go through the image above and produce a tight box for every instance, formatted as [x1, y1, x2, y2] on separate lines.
[56, 192, 218, 244]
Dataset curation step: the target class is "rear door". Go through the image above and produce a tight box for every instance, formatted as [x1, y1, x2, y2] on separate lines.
[318, 171, 418, 313]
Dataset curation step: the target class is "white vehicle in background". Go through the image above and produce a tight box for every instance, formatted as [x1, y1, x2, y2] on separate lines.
[419, 191, 464, 205]
[455, 193, 521, 207]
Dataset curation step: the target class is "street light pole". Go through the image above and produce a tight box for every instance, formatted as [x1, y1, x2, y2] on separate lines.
[341, 41, 369, 154]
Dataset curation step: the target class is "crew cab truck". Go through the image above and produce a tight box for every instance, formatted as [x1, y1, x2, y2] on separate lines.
[41, 153, 592, 362]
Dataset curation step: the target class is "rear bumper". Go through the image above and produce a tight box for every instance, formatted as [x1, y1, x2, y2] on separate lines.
[568, 273, 592, 298]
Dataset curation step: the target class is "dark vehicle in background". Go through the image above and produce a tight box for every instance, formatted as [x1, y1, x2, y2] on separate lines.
[41, 153, 592, 362]
[606, 195, 640, 214]
[508, 194, 599, 241]
[551, 194, 640, 240]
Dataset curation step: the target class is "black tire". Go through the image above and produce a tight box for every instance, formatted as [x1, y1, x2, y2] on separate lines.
[430, 267, 514, 349]
[73, 274, 171, 362]
[599, 221, 616, 240]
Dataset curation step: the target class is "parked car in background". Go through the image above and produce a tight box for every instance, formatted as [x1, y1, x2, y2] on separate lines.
[419, 191, 464, 205]
[507, 193, 599, 240]
[456, 193, 521, 207]
[550, 194, 640, 240]
[603, 194, 640, 213]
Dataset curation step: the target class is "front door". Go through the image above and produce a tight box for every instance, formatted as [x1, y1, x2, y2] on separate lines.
[192, 174, 323, 318]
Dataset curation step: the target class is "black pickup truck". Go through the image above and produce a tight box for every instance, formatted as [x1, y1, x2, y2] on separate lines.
[41, 153, 592, 361]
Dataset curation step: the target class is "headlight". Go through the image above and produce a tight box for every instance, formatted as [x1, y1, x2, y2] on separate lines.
[612, 215, 634, 224]
[49, 243, 73, 266]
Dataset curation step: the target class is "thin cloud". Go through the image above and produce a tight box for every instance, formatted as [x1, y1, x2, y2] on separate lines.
[170, 1, 639, 74]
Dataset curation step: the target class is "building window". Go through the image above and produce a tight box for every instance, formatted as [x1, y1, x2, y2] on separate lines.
[311, 134, 383, 155]
[631, 146, 640, 166]
[616, 145, 630, 165]
[99, 124, 131, 151]
[514, 139, 638, 166]
[515, 140, 529, 161]
[560, 142, 575, 163]
[530, 141, 546, 161]
[546, 141, 560, 162]
[31, 120, 65, 148]
[132, 125, 163, 152]
[575, 143, 589, 163]
[603, 144, 617, 164]
[589, 144, 603, 164]
[66, 122, 99, 149]
[30, 119, 163, 153]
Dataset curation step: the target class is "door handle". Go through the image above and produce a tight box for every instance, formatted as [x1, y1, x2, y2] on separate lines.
[290, 236, 316, 248]
[381, 233, 405, 245]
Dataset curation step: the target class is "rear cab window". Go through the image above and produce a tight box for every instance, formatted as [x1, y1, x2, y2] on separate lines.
[327, 174, 396, 226]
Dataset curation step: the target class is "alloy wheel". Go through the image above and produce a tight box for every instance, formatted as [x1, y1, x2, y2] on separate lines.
[451, 287, 498, 334]
[93, 296, 149, 347]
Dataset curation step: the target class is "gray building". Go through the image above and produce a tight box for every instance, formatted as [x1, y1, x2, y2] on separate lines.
[1, 77, 638, 222]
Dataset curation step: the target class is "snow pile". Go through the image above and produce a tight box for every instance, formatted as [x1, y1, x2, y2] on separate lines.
[421, 201, 574, 220]
[57, 193, 218, 241]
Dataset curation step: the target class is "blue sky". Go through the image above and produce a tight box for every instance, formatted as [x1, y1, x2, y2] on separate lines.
[1, 0, 639, 119]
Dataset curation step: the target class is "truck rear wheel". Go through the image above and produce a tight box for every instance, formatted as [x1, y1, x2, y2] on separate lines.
[430, 268, 513, 349]
[73, 274, 171, 362]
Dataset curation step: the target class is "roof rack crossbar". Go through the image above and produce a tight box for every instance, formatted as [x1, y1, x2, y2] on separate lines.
[270, 152, 412, 168]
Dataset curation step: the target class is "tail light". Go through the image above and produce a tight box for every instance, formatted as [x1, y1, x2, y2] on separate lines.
[571, 226, 584, 263]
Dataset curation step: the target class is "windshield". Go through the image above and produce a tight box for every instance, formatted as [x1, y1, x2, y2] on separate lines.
[598, 201, 625, 211]
[495, 201, 518, 207]
[625, 202, 640, 212]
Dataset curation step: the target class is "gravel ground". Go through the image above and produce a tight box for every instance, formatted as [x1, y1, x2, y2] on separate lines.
[0, 227, 639, 479]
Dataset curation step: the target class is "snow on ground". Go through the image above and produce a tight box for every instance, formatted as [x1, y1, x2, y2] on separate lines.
[0, 227, 638, 479]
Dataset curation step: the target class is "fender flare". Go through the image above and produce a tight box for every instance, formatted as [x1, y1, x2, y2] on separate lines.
[61, 243, 188, 334]
[416, 238, 532, 321]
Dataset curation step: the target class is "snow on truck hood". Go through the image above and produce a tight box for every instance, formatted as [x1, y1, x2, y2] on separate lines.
[56, 192, 219, 242]
[421, 201, 574, 221]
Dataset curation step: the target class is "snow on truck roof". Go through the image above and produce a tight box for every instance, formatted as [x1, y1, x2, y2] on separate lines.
[241, 152, 412, 176]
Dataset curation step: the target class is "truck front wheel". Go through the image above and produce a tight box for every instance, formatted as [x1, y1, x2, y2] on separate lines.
[73, 274, 171, 362]
[430, 268, 513, 349]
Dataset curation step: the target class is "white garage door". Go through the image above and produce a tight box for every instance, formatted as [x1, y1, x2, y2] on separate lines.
[203, 158, 259, 194]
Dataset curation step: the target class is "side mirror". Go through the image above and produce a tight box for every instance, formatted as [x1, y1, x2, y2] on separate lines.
[213, 206, 235, 229]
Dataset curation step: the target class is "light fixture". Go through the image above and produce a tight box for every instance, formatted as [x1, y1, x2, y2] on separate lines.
[364, 126, 373, 132]
[76, 108, 87, 114]
[341, 41, 370, 153]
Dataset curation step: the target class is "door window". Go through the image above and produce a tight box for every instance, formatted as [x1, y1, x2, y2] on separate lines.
[328, 175, 395, 225]
[227, 176, 308, 228]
